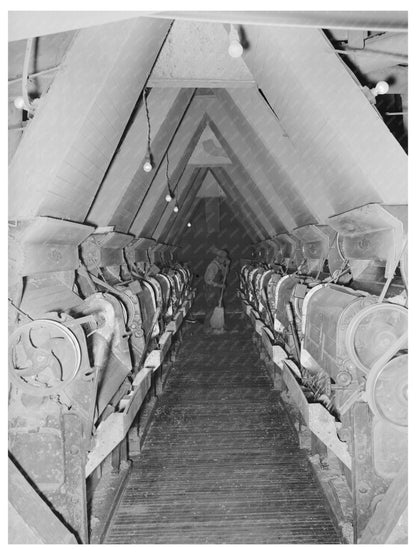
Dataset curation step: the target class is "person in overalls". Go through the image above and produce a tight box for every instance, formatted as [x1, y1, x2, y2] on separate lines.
[203, 249, 230, 333]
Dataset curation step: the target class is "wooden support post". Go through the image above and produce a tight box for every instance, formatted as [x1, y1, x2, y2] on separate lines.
[156, 365, 163, 396]
[311, 432, 328, 467]
[272, 364, 284, 391]
[152, 372, 157, 399]
[120, 436, 128, 467]
[111, 443, 121, 474]
[135, 408, 143, 453]
[62, 413, 89, 543]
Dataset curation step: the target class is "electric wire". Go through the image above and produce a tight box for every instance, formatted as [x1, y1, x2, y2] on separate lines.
[143, 88, 152, 157]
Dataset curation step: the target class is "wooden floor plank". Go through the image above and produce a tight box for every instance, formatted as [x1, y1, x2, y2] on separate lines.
[104, 316, 340, 544]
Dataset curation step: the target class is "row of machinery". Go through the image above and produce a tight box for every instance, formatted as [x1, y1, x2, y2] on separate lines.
[238, 203, 408, 544]
[8, 216, 195, 543]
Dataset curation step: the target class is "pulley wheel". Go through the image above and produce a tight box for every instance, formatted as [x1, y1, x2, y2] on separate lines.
[9, 319, 81, 395]
[345, 303, 407, 374]
[366, 354, 407, 427]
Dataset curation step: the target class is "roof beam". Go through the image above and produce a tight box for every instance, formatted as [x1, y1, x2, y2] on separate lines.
[216, 88, 331, 224]
[9, 18, 172, 221]
[219, 197, 260, 242]
[129, 100, 214, 237]
[214, 89, 319, 227]
[9, 11, 406, 42]
[166, 11, 407, 32]
[210, 167, 266, 241]
[106, 89, 196, 232]
[87, 88, 194, 227]
[207, 116, 286, 236]
[174, 196, 202, 245]
[206, 102, 297, 231]
[163, 169, 208, 244]
[207, 169, 261, 241]
[153, 167, 203, 242]
[241, 25, 407, 216]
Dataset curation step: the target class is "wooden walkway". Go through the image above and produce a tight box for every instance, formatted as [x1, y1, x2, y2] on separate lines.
[104, 317, 340, 544]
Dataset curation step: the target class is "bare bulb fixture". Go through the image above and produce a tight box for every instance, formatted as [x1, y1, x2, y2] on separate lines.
[13, 96, 26, 110]
[228, 40, 243, 58]
[165, 192, 173, 203]
[228, 25, 243, 58]
[371, 81, 389, 97]
[173, 205, 179, 213]
[143, 156, 153, 173]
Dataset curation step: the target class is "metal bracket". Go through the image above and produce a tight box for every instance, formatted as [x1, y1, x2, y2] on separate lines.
[327, 204, 405, 279]
[80, 231, 134, 270]
[292, 224, 336, 275]
[9, 217, 94, 277]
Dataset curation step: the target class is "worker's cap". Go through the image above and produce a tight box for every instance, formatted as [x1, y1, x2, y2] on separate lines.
[215, 249, 229, 259]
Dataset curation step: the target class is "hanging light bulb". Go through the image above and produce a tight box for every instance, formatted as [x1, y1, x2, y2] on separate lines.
[13, 96, 26, 110]
[143, 88, 153, 172]
[164, 150, 172, 202]
[228, 25, 243, 58]
[143, 154, 153, 172]
[371, 81, 390, 97]
[172, 154, 180, 214]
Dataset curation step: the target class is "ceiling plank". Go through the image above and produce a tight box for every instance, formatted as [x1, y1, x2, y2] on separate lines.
[87, 88, 193, 228]
[215, 89, 319, 227]
[163, 169, 208, 244]
[104, 88, 196, 232]
[217, 88, 332, 224]
[207, 116, 286, 236]
[173, 196, 202, 245]
[129, 101, 214, 237]
[9, 11, 407, 43]
[164, 11, 407, 32]
[211, 179, 261, 241]
[150, 79, 256, 89]
[242, 25, 407, 216]
[206, 102, 297, 231]
[211, 167, 266, 240]
[152, 167, 203, 242]
[9, 18, 172, 222]
[148, 20, 255, 87]
[8, 12, 150, 41]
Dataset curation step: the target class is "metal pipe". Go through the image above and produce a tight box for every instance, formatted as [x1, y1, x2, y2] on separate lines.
[8, 11, 407, 44]
[331, 47, 407, 62]
[149, 11, 408, 32]
[21, 38, 35, 114]
[8, 65, 60, 85]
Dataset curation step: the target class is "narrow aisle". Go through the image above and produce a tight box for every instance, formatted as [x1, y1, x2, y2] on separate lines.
[105, 316, 340, 544]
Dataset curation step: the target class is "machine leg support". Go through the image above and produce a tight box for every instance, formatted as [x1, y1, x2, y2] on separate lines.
[156, 365, 163, 396]
[111, 436, 128, 474]
[272, 366, 284, 391]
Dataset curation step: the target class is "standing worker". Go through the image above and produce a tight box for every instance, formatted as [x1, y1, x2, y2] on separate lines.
[203, 248, 230, 334]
